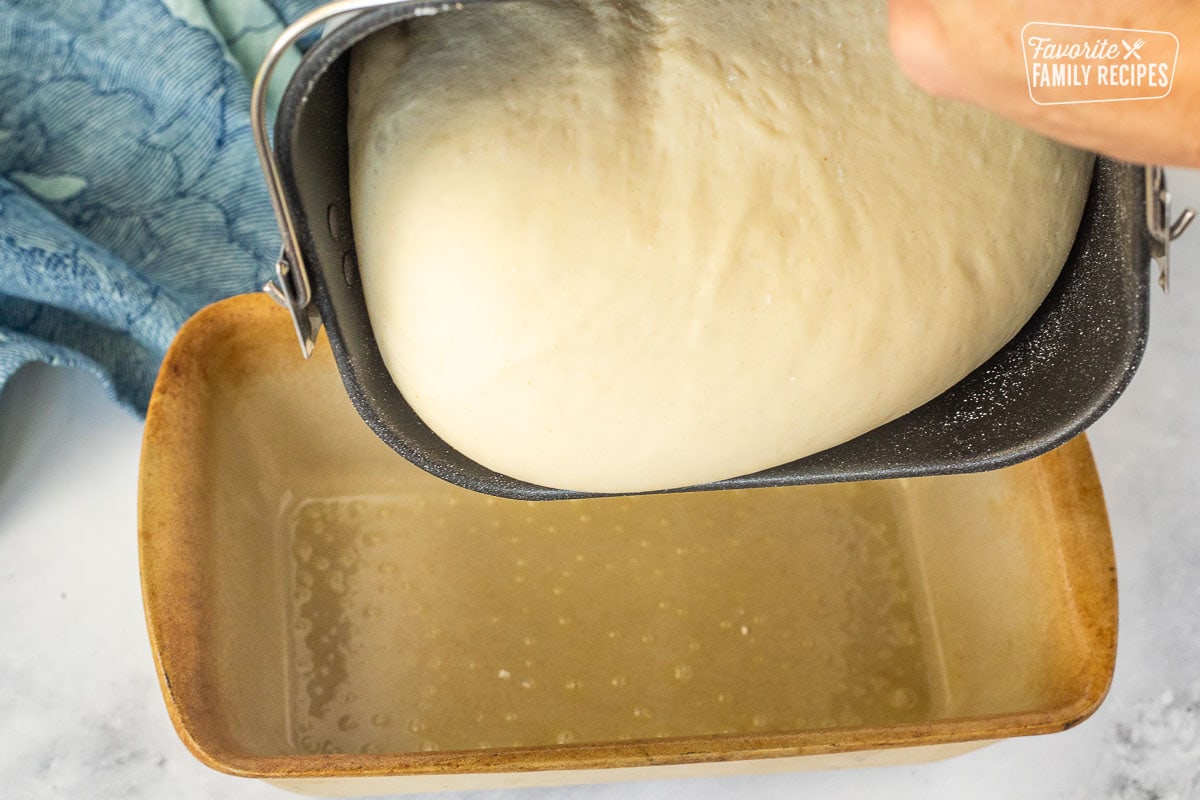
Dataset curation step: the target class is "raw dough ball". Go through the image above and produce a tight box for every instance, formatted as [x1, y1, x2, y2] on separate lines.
[348, 0, 1094, 494]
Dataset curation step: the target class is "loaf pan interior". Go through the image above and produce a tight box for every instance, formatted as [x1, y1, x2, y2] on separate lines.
[139, 294, 1118, 786]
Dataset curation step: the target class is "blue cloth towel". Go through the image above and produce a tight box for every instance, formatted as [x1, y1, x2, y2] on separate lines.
[0, 0, 325, 412]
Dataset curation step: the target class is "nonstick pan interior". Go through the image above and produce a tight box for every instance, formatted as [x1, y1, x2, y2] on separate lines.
[273, 5, 1151, 501]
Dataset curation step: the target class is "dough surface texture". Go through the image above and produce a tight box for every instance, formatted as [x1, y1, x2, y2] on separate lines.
[348, 0, 1094, 493]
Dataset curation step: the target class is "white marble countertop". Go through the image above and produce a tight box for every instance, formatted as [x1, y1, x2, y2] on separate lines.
[2, 169, 1199, 800]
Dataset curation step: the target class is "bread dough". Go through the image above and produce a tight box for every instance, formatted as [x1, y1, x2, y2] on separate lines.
[348, 0, 1094, 494]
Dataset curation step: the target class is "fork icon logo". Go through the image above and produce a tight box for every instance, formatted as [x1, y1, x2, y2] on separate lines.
[1122, 38, 1145, 60]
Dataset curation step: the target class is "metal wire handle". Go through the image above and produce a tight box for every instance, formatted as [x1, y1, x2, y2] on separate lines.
[250, 0, 472, 357]
[1146, 165, 1197, 292]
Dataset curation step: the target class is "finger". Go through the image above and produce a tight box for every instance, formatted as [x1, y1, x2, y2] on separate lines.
[887, 1, 1200, 167]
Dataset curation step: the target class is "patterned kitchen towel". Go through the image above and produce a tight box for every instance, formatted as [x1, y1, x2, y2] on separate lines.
[0, 0, 324, 413]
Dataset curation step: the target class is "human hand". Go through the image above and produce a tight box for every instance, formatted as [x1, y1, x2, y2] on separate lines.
[887, 0, 1200, 167]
